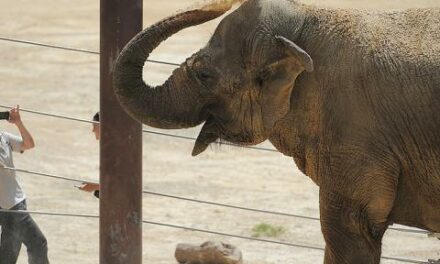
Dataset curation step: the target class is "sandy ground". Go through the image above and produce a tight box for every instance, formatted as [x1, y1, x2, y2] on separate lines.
[0, 0, 439, 263]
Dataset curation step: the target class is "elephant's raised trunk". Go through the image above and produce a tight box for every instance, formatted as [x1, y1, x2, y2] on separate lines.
[113, 5, 231, 128]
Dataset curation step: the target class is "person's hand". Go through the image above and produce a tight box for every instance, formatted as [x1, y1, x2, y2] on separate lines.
[8, 105, 22, 124]
[78, 183, 100, 192]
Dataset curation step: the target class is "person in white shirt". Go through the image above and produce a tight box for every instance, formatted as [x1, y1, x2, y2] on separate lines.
[0, 105, 49, 264]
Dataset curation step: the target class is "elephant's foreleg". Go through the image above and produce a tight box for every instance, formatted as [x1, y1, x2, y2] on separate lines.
[319, 190, 389, 264]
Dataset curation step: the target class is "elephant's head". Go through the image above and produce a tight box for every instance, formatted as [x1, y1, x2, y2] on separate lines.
[113, 0, 313, 156]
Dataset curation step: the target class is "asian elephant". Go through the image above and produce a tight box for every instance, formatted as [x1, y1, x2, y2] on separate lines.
[113, 0, 440, 263]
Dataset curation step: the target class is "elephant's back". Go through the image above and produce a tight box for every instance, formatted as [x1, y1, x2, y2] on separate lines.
[356, 8, 440, 62]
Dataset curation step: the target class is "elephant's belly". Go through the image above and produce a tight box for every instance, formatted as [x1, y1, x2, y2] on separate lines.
[392, 201, 440, 232]
[390, 172, 440, 232]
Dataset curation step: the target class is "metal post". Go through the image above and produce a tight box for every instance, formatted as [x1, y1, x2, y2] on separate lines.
[100, 0, 143, 264]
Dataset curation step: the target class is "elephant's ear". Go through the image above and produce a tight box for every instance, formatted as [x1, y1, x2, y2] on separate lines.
[257, 35, 313, 89]
[275, 36, 313, 72]
[257, 36, 313, 130]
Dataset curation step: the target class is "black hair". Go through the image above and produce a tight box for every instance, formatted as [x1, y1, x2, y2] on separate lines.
[93, 112, 100, 122]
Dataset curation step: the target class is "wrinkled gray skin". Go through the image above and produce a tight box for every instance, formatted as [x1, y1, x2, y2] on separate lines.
[113, 0, 440, 263]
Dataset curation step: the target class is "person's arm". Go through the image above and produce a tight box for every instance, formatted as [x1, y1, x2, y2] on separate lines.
[79, 183, 100, 192]
[8, 105, 35, 151]
[78, 183, 100, 198]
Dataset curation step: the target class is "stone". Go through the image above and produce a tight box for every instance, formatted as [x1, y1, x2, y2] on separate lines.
[175, 241, 243, 264]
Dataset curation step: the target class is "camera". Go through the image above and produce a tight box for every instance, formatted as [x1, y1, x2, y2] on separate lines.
[0, 111, 10, 120]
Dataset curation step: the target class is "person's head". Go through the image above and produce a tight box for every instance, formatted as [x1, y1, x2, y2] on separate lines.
[92, 112, 100, 140]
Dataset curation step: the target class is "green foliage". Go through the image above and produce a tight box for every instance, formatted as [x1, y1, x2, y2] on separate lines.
[251, 223, 286, 238]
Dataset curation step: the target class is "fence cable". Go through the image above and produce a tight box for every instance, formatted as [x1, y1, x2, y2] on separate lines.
[142, 189, 319, 221]
[0, 208, 324, 251]
[0, 36, 180, 66]
[0, 104, 278, 152]
[1, 166, 430, 236]
[0, 208, 98, 219]
[0, 208, 428, 264]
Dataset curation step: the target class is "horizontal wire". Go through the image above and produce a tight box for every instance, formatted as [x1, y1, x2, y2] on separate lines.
[0, 208, 427, 263]
[0, 104, 97, 124]
[2, 166, 317, 221]
[0, 36, 180, 66]
[142, 219, 325, 251]
[143, 220, 427, 264]
[138, 190, 434, 236]
[3, 167, 97, 184]
[142, 189, 319, 221]
[133, 194, 429, 235]
[388, 227, 432, 235]
[2, 166, 430, 236]
[0, 208, 98, 219]
[0, 104, 278, 152]
[0, 208, 326, 252]
[379, 256, 426, 264]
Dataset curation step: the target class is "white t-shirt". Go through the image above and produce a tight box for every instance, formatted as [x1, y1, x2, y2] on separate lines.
[0, 131, 26, 209]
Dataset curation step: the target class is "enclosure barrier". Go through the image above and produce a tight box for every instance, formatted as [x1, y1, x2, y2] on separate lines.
[0, 207, 432, 264]
[0, 161, 432, 236]
[0, 29, 438, 264]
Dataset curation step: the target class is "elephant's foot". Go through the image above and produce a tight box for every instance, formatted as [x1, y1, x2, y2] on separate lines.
[428, 260, 440, 264]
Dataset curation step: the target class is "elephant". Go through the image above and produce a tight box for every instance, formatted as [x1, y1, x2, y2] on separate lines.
[113, 0, 440, 263]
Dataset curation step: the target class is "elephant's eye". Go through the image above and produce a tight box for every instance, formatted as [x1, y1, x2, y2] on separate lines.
[256, 68, 271, 86]
[196, 69, 216, 83]
[198, 71, 212, 80]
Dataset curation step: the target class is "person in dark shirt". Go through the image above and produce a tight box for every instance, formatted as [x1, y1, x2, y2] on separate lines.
[78, 112, 100, 198]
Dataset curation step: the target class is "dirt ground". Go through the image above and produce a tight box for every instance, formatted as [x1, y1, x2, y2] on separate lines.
[0, 0, 439, 263]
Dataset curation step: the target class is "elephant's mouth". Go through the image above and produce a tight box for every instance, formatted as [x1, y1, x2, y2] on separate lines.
[192, 116, 266, 156]
[192, 116, 219, 156]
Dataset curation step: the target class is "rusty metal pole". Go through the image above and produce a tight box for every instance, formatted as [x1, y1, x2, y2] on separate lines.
[100, 0, 142, 264]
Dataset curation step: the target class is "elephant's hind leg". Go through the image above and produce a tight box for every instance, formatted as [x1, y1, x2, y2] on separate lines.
[319, 190, 390, 264]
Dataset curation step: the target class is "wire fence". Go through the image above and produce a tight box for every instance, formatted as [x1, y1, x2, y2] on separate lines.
[0, 36, 180, 67]
[0, 104, 433, 234]
[0, 208, 428, 264]
[0, 32, 437, 264]
[0, 104, 278, 152]
[0, 166, 431, 236]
